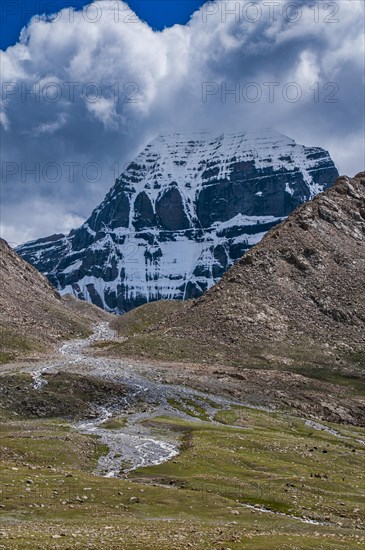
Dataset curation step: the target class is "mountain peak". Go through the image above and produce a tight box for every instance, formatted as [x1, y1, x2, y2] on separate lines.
[17, 130, 339, 313]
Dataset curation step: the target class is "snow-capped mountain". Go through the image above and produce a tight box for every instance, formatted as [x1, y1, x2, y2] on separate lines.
[17, 130, 339, 313]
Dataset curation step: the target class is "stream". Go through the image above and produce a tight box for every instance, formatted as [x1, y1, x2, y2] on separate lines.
[29, 322, 352, 481]
[30, 323, 246, 477]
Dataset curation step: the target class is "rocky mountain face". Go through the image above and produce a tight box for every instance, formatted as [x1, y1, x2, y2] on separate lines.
[17, 130, 338, 313]
[0, 239, 110, 362]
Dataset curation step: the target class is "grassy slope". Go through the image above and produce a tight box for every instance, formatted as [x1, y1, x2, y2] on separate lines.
[0, 400, 364, 549]
[109, 300, 185, 341]
[94, 300, 365, 395]
[0, 296, 111, 364]
[132, 409, 365, 523]
[0, 372, 127, 419]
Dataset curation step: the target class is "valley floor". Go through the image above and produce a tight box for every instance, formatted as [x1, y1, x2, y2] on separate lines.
[0, 324, 364, 549]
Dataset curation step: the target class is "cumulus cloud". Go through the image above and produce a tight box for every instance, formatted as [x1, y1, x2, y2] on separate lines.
[1, 0, 364, 244]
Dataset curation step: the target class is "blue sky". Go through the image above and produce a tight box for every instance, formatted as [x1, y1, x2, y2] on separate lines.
[1, 0, 205, 49]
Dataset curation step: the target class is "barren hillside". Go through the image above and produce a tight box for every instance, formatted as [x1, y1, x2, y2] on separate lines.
[0, 239, 111, 362]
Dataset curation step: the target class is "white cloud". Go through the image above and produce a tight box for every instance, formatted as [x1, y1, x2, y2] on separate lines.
[0, 0, 364, 243]
[33, 113, 67, 135]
